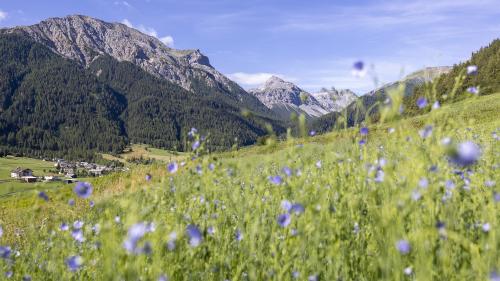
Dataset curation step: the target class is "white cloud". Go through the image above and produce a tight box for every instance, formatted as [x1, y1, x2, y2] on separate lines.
[114, 1, 132, 8]
[227, 72, 290, 88]
[159, 36, 174, 47]
[121, 19, 174, 47]
[0, 10, 8, 22]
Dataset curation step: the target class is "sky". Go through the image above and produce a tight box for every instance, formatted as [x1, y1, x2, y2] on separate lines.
[0, 0, 499, 94]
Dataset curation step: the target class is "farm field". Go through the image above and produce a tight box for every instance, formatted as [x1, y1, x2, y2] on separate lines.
[0, 93, 499, 280]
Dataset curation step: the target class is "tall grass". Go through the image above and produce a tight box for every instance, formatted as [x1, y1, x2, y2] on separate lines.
[0, 88, 499, 280]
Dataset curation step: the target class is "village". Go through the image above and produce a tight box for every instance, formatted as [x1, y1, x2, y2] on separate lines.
[10, 159, 126, 183]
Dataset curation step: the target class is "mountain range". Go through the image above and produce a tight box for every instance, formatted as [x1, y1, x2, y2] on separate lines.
[248, 76, 357, 120]
[1, 15, 497, 160]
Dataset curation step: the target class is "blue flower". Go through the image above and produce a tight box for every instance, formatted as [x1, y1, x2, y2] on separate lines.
[167, 231, 177, 250]
[73, 220, 84, 229]
[269, 175, 283, 185]
[235, 229, 243, 241]
[208, 163, 215, 171]
[482, 223, 491, 233]
[432, 101, 440, 109]
[467, 86, 479, 95]
[74, 182, 92, 198]
[467, 65, 478, 75]
[167, 162, 178, 174]
[290, 203, 305, 215]
[186, 225, 203, 247]
[68, 199, 75, 206]
[416, 97, 428, 109]
[192, 140, 200, 151]
[277, 213, 291, 227]
[360, 127, 369, 136]
[60, 223, 69, 231]
[207, 226, 216, 236]
[359, 139, 366, 146]
[352, 61, 366, 77]
[316, 160, 322, 168]
[419, 125, 433, 139]
[71, 229, 85, 243]
[374, 170, 384, 183]
[0, 246, 11, 259]
[450, 141, 481, 167]
[158, 274, 169, 281]
[396, 240, 411, 254]
[282, 167, 292, 177]
[281, 200, 292, 212]
[188, 127, 198, 138]
[309, 130, 316, 136]
[38, 191, 49, 201]
[89, 200, 95, 208]
[419, 178, 429, 188]
[123, 223, 150, 254]
[66, 255, 83, 272]
[145, 174, 152, 181]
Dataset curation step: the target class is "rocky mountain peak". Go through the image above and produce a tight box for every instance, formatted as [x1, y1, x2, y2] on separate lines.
[0, 15, 257, 107]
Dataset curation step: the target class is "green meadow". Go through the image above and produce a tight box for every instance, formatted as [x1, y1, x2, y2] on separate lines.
[0, 92, 499, 280]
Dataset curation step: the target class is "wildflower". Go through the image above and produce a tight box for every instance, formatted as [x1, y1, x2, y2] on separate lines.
[207, 226, 215, 236]
[388, 128, 395, 134]
[115, 216, 121, 224]
[292, 271, 300, 279]
[167, 162, 178, 174]
[208, 163, 215, 171]
[145, 173, 152, 181]
[235, 229, 243, 241]
[359, 139, 366, 146]
[396, 240, 411, 254]
[416, 97, 427, 109]
[66, 255, 83, 272]
[282, 167, 292, 177]
[167, 232, 177, 250]
[38, 191, 49, 201]
[485, 180, 496, 187]
[290, 203, 305, 215]
[419, 125, 433, 139]
[192, 140, 200, 151]
[467, 65, 478, 75]
[411, 189, 421, 201]
[269, 175, 283, 185]
[73, 220, 84, 229]
[195, 165, 202, 175]
[0, 246, 11, 259]
[490, 271, 500, 281]
[186, 225, 202, 247]
[60, 223, 69, 231]
[71, 229, 85, 243]
[404, 267, 413, 275]
[352, 61, 366, 77]
[493, 192, 500, 202]
[309, 130, 316, 136]
[441, 137, 452, 146]
[374, 170, 384, 183]
[158, 274, 169, 281]
[445, 180, 455, 189]
[74, 182, 92, 198]
[360, 127, 369, 136]
[277, 213, 291, 227]
[467, 86, 479, 95]
[89, 200, 95, 208]
[450, 141, 481, 167]
[482, 223, 491, 233]
[281, 200, 292, 212]
[5, 271, 12, 278]
[188, 127, 197, 138]
[68, 199, 75, 206]
[308, 275, 318, 281]
[123, 223, 148, 253]
[316, 160, 322, 168]
[419, 178, 429, 188]
[432, 101, 440, 109]
[353, 222, 360, 234]
[92, 224, 100, 235]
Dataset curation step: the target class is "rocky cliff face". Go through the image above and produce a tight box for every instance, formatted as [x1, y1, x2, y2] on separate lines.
[248, 76, 328, 119]
[1, 15, 264, 110]
[311, 88, 357, 112]
[248, 76, 357, 119]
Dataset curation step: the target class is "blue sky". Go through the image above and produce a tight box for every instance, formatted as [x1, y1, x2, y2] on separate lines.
[0, 0, 499, 94]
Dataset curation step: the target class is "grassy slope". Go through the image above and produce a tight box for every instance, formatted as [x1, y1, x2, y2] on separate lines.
[0, 93, 499, 280]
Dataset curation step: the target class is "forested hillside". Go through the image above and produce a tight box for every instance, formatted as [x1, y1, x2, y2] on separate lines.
[0, 34, 284, 160]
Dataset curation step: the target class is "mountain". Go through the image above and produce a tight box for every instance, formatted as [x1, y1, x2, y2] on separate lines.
[248, 76, 356, 120]
[311, 66, 452, 133]
[0, 33, 284, 160]
[0, 15, 269, 114]
[311, 87, 357, 112]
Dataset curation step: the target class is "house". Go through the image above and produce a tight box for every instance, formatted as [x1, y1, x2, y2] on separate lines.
[10, 168, 33, 179]
[21, 176, 37, 183]
[44, 175, 60, 182]
[65, 173, 77, 178]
